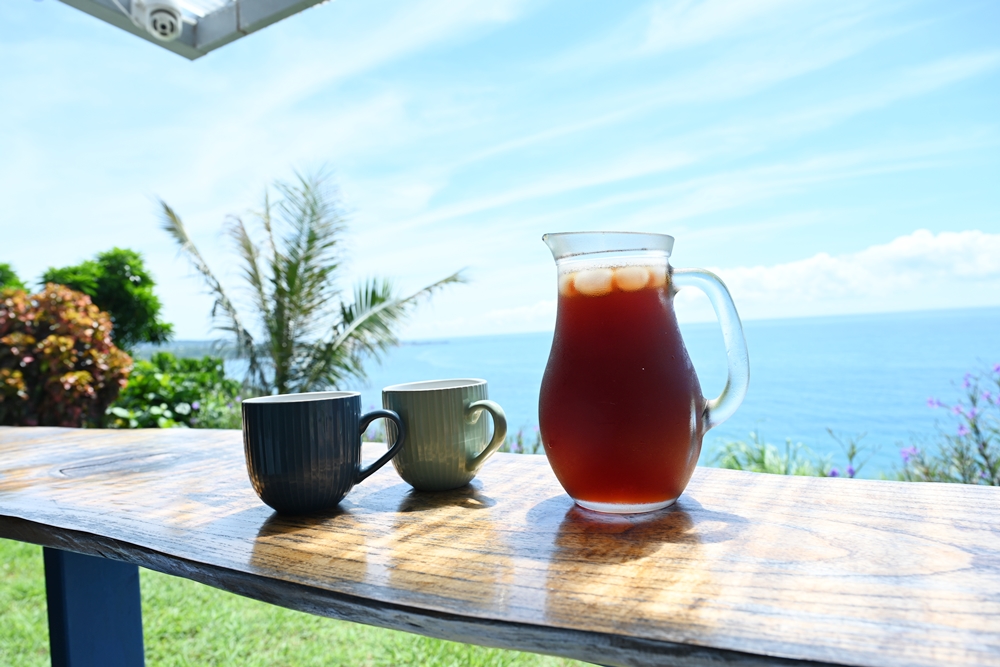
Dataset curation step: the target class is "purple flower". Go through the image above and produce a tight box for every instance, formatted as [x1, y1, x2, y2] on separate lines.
[984, 391, 994, 403]
[963, 373, 972, 388]
[828, 468, 840, 477]
[953, 405, 967, 417]
[847, 465, 856, 478]
[927, 397, 939, 408]
[969, 408, 979, 419]
[958, 425, 970, 437]
[993, 363, 1000, 374]
[900, 446, 919, 463]
[191, 401, 200, 411]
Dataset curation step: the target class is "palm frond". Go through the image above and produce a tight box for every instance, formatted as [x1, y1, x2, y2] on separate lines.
[159, 201, 266, 392]
[227, 215, 270, 320]
[298, 271, 465, 392]
[160, 171, 463, 397]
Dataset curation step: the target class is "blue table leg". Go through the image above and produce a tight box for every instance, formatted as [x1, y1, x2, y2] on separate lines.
[43, 547, 145, 667]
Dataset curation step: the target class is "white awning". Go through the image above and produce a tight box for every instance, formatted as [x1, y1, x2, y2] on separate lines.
[58, 0, 329, 60]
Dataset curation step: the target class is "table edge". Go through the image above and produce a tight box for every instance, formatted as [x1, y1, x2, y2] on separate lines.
[0, 515, 844, 667]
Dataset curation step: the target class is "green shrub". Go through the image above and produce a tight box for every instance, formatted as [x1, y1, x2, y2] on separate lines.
[42, 248, 173, 351]
[713, 431, 833, 476]
[0, 263, 25, 291]
[107, 352, 242, 429]
[500, 426, 542, 454]
[0, 284, 132, 427]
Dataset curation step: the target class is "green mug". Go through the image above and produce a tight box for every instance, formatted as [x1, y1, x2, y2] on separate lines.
[382, 379, 507, 491]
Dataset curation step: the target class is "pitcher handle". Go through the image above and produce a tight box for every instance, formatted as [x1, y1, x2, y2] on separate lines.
[465, 400, 508, 472]
[672, 268, 750, 430]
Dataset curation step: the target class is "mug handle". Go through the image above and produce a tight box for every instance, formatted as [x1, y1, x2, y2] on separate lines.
[672, 268, 750, 430]
[356, 409, 406, 483]
[465, 400, 508, 472]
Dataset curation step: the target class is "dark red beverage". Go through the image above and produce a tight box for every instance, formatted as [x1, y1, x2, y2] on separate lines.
[539, 264, 706, 511]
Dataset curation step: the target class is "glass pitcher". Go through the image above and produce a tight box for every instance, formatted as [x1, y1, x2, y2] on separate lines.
[538, 232, 749, 514]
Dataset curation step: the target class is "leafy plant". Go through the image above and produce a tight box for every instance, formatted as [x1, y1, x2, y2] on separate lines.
[825, 429, 879, 478]
[714, 431, 832, 476]
[159, 170, 463, 396]
[0, 284, 132, 427]
[42, 248, 174, 351]
[897, 365, 1000, 485]
[106, 352, 242, 429]
[0, 263, 25, 291]
[500, 426, 543, 454]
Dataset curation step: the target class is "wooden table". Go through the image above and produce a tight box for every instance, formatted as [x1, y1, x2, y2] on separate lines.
[0, 427, 998, 667]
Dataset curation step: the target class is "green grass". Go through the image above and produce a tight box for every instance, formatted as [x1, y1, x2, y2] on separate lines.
[0, 539, 585, 666]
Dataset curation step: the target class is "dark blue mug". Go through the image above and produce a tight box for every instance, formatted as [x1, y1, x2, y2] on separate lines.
[242, 391, 405, 514]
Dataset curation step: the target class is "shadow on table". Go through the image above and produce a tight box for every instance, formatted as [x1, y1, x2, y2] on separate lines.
[537, 495, 744, 635]
[526, 494, 748, 564]
[249, 506, 369, 584]
[352, 478, 498, 513]
[394, 480, 497, 513]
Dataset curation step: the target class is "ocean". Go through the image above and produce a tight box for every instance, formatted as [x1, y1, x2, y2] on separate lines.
[343, 307, 1000, 477]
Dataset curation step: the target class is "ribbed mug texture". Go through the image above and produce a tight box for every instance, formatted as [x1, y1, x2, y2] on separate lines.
[243, 394, 362, 514]
[384, 382, 498, 491]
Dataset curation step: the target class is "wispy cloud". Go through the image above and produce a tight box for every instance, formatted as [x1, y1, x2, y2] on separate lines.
[675, 229, 1000, 322]
[2, 0, 997, 341]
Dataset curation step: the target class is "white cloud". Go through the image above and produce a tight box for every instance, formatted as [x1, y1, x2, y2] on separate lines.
[402, 230, 1000, 340]
[676, 229, 1000, 323]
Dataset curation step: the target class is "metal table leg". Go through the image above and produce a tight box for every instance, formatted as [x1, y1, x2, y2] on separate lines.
[43, 548, 145, 667]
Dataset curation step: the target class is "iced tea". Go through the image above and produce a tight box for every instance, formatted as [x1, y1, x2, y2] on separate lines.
[539, 263, 706, 511]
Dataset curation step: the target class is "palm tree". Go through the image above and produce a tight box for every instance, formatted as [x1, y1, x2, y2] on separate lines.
[160, 171, 463, 396]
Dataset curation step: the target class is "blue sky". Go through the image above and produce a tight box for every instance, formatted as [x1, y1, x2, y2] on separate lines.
[1, 0, 998, 340]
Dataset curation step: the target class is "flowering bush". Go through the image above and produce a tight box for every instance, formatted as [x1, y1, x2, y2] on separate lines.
[898, 364, 1000, 485]
[0, 284, 132, 427]
[106, 352, 242, 429]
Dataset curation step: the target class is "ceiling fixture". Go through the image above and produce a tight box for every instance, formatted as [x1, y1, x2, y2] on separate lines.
[58, 0, 330, 60]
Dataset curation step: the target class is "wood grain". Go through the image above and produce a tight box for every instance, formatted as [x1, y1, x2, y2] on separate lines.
[1, 426, 998, 667]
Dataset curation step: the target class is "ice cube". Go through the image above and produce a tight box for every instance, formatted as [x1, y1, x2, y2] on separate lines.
[613, 266, 650, 292]
[648, 265, 668, 288]
[572, 268, 614, 296]
[558, 272, 577, 297]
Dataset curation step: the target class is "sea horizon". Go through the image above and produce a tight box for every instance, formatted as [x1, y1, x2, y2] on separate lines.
[136, 305, 1000, 479]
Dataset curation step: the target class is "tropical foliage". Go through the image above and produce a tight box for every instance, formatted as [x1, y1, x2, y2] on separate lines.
[42, 248, 173, 351]
[106, 352, 242, 429]
[500, 426, 543, 454]
[159, 171, 463, 396]
[0, 263, 25, 291]
[714, 431, 833, 477]
[0, 284, 131, 427]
